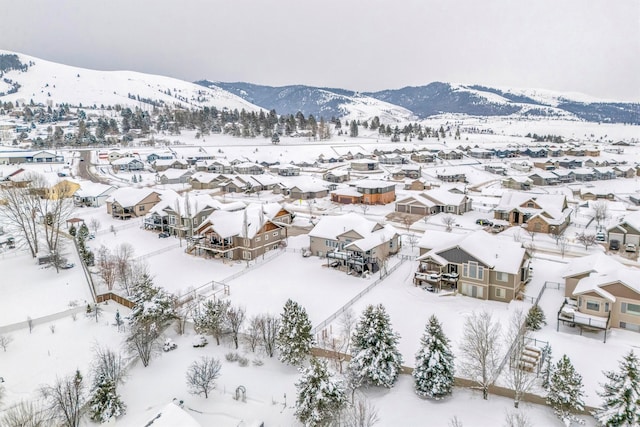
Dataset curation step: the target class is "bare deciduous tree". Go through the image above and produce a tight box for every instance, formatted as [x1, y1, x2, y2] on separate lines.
[592, 201, 608, 231]
[125, 322, 162, 367]
[558, 236, 568, 258]
[459, 311, 502, 400]
[576, 232, 597, 251]
[442, 215, 455, 232]
[40, 370, 86, 427]
[97, 246, 117, 291]
[341, 397, 380, 427]
[505, 309, 536, 408]
[449, 416, 464, 427]
[0, 399, 48, 427]
[244, 315, 262, 352]
[89, 218, 101, 236]
[38, 179, 75, 273]
[259, 314, 280, 357]
[91, 345, 128, 387]
[0, 176, 41, 257]
[185, 356, 221, 398]
[0, 334, 13, 352]
[504, 410, 533, 427]
[114, 243, 135, 293]
[226, 305, 246, 350]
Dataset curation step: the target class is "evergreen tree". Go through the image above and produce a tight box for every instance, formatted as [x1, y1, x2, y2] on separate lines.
[413, 315, 455, 399]
[276, 299, 314, 366]
[295, 357, 347, 427]
[547, 355, 585, 426]
[540, 344, 554, 390]
[348, 304, 403, 388]
[349, 120, 358, 138]
[594, 350, 640, 427]
[193, 299, 230, 345]
[525, 305, 546, 331]
[128, 274, 175, 329]
[89, 375, 126, 423]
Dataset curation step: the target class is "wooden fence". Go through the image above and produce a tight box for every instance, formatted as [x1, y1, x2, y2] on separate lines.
[96, 292, 135, 308]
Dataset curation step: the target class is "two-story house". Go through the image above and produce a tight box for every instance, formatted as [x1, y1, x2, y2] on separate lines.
[415, 230, 530, 302]
[106, 188, 162, 220]
[308, 212, 399, 275]
[144, 192, 221, 237]
[493, 192, 572, 234]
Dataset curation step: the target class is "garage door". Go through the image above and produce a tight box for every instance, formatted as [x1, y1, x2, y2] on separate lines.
[409, 205, 428, 215]
[627, 234, 640, 245]
[608, 232, 624, 243]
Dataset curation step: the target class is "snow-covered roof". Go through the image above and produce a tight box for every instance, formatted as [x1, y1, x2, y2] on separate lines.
[149, 191, 220, 217]
[422, 188, 467, 205]
[74, 182, 115, 197]
[144, 402, 201, 427]
[418, 230, 526, 275]
[572, 267, 640, 301]
[106, 187, 158, 206]
[190, 171, 220, 183]
[562, 253, 621, 278]
[158, 168, 193, 179]
[608, 211, 640, 233]
[309, 213, 398, 253]
[495, 191, 567, 220]
[330, 187, 362, 197]
[154, 158, 187, 166]
[197, 203, 279, 239]
[417, 230, 466, 250]
[353, 179, 395, 189]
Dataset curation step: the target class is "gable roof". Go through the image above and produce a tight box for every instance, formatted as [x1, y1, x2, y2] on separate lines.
[309, 212, 397, 252]
[107, 188, 159, 207]
[562, 253, 621, 278]
[573, 267, 640, 301]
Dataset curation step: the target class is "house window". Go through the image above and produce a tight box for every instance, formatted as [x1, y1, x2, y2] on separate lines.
[463, 262, 484, 280]
[256, 237, 261, 242]
[586, 300, 600, 311]
[139, 205, 145, 212]
[243, 251, 251, 260]
[622, 302, 640, 316]
[527, 202, 535, 208]
[273, 231, 279, 236]
[169, 216, 176, 225]
[495, 288, 506, 298]
[265, 233, 269, 241]
[620, 321, 640, 332]
[496, 272, 508, 282]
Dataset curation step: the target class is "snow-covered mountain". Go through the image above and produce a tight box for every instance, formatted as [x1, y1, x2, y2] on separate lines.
[0, 50, 261, 112]
[202, 81, 417, 123]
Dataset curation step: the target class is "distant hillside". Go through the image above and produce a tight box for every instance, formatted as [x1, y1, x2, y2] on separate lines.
[0, 51, 261, 112]
[209, 81, 640, 124]
[199, 81, 416, 123]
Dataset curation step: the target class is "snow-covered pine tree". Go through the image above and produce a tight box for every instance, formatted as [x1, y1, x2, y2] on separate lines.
[128, 274, 175, 329]
[540, 344, 554, 391]
[547, 354, 585, 426]
[348, 304, 403, 388]
[89, 375, 126, 423]
[525, 305, 546, 331]
[593, 350, 640, 427]
[295, 357, 347, 427]
[413, 314, 455, 399]
[276, 299, 314, 366]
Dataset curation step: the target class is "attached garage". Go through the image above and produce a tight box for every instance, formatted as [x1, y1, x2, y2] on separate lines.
[608, 221, 640, 245]
[608, 231, 625, 244]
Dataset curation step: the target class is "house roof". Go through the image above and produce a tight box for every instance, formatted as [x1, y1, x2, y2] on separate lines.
[608, 211, 640, 233]
[190, 171, 220, 184]
[495, 192, 567, 220]
[572, 268, 640, 302]
[107, 188, 159, 207]
[422, 188, 467, 206]
[197, 203, 280, 239]
[309, 213, 398, 253]
[418, 230, 526, 275]
[74, 182, 116, 198]
[159, 168, 193, 179]
[562, 253, 621, 278]
[149, 191, 220, 217]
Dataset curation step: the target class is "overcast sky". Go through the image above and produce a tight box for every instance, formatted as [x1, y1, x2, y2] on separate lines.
[2, 0, 639, 101]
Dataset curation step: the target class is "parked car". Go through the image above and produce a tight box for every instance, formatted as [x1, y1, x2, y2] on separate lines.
[491, 224, 505, 233]
[424, 284, 435, 292]
[163, 338, 177, 352]
[625, 243, 637, 253]
[609, 239, 620, 251]
[595, 232, 606, 242]
[158, 231, 170, 238]
[476, 219, 493, 226]
[60, 262, 75, 269]
[302, 249, 312, 258]
[192, 335, 208, 348]
[329, 260, 341, 268]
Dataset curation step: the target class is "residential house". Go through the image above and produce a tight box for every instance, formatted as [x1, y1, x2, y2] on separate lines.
[410, 152, 436, 163]
[532, 159, 558, 171]
[436, 171, 466, 183]
[233, 162, 264, 175]
[144, 192, 220, 237]
[111, 157, 144, 172]
[73, 182, 116, 207]
[330, 180, 396, 205]
[106, 188, 161, 219]
[350, 159, 379, 172]
[323, 170, 350, 183]
[557, 158, 583, 169]
[484, 164, 507, 175]
[171, 146, 214, 165]
[152, 159, 189, 172]
[501, 176, 532, 191]
[189, 172, 226, 190]
[524, 147, 548, 158]
[395, 188, 472, 216]
[562, 254, 640, 333]
[467, 148, 493, 159]
[308, 212, 400, 274]
[494, 192, 572, 234]
[404, 179, 429, 191]
[551, 169, 575, 184]
[289, 181, 329, 200]
[195, 159, 233, 174]
[191, 204, 287, 261]
[510, 160, 532, 173]
[157, 168, 194, 185]
[494, 148, 519, 158]
[579, 187, 615, 201]
[607, 211, 640, 245]
[613, 166, 636, 178]
[415, 230, 530, 301]
[377, 153, 405, 165]
[437, 149, 463, 160]
[572, 168, 596, 182]
[528, 170, 560, 186]
[271, 164, 301, 176]
[592, 167, 616, 181]
[391, 164, 422, 180]
[0, 150, 64, 164]
[146, 151, 174, 163]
